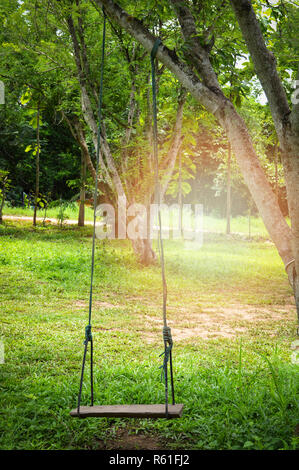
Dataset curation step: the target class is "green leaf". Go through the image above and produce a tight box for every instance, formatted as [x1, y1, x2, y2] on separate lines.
[20, 90, 31, 105]
[243, 441, 254, 449]
[264, 8, 272, 17]
[29, 115, 42, 129]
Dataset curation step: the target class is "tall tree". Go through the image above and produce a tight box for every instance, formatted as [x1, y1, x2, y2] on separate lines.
[63, 1, 185, 263]
[226, 142, 232, 235]
[33, 101, 41, 226]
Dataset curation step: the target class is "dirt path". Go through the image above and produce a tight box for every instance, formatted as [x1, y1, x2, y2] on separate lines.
[73, 297, 297, 342]
[143, 302, 296, 342]
[96, 428, 166, 450]
[2, 214, 265, 238]
[3, 215, 95, 225]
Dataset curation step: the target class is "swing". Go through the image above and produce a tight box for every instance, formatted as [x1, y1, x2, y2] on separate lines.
[70, 11, 183, 420]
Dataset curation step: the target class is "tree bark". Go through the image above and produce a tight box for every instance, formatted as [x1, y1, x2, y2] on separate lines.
[67, 15, 114, 190]
[131, 238, 157, 265]
[62, 112, 98, 183]
[0, 182, 6, 224]
[226, 142, 231, 235]
[178, 149, 182, 237]
[229, 0, 290, 139]
[33, 102, 40, 227]
[275, 145, 279, 202]
[230, 0, 299, 320]
[220, 103, 293, 264]
[160, 92, 186, 201]
[78, 148, 86, 227]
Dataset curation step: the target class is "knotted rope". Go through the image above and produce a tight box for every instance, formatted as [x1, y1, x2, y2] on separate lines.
[151, 39, 176, 418]
[77, 8, 106, 417]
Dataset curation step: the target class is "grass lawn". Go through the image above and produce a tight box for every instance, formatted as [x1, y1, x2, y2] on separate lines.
[3, 204, 95, 223]
[0, 220, 298, 450]
[3, 204, 272, 238]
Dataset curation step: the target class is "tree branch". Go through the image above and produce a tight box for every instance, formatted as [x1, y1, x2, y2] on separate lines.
[93, 0, 221, 115]
[230, 0, 290, 140]
[169, 0, 222, 92]
[161, 90, 186, 201]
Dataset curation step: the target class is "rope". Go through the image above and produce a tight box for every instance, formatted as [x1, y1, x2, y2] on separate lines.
[284, 259, 299, 336]
[151, 39, 167, 326]
[76, 29, 177, 419]
[285, 259, 295, 272]
[151, 39, 176, 418]
[77, 9, 106, 416]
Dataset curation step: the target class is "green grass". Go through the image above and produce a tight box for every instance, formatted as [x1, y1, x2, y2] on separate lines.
[3, 204, 95, 222]
[202, 214, 269, 238]
[0, 220, 298, 450]
[3, 203, 272, 238]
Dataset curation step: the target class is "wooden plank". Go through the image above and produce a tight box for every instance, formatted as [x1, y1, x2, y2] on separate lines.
[70, 404, 184, 419]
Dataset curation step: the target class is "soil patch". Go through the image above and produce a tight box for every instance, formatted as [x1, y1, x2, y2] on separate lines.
[97, 428, 166, 450]
[142, 303, 296, 343]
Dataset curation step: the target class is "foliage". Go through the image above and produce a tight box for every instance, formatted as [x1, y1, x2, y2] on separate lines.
[0, 170, 11, 222]
[1, 0, 296, 217]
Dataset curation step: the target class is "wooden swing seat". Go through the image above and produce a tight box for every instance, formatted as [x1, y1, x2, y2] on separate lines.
[70, 403, 184, 419]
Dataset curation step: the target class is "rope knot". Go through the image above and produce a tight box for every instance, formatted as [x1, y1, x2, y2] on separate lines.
[159, 326, 173, 382]
[84, 325, 92, 344]
[151, 38, 162, 60]
[163, 326, 173, 347]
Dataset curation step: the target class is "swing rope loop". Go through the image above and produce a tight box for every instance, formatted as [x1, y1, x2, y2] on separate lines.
[150, 39, 176, 418]
[159, 327, 173, 380]
[75, 27, 177, 420]
[77, 8, 106, 416]
[163, 326, 173, 346]
[84, 325, 93, 345]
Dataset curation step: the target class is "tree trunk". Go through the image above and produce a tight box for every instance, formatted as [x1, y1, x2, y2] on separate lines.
[0, 185, 6, 224]
[293, 272, 299, 324]
[78, 149, 86, 227]
[160, 91, 186, 201]
[283, 132, 299, 322]
[178, 150, 182, 238]
[226, 142, 231, 235]
[131, 238, 157, 265]
[221, 104, 293, 264]
[248, 203, 251, 240]
[230, 0, 299, 320]
[33, 102, 40, 227]
[275, 144, 279, 202]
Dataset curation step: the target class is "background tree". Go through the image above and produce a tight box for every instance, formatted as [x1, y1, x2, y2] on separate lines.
[0, 170, 10, 224]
